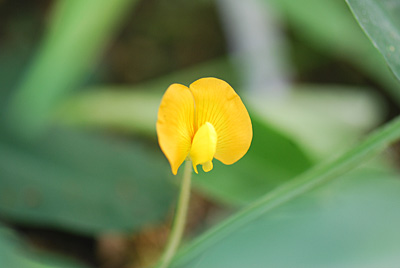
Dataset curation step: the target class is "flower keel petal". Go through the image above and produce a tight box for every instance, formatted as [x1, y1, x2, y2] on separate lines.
[190, 122, 217, 173]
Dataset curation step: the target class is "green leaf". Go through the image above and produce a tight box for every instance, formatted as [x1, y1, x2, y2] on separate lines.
[346, 0, 400, 83]
[7, 0, 138, 136]
[168, 115, 400, 267]
[172, 168, 400, 267]
[0, 224, 87, 268]
[0, 129, 176, 235]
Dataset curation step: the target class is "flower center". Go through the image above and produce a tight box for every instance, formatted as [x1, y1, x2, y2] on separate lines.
[189, 122, 217, 173]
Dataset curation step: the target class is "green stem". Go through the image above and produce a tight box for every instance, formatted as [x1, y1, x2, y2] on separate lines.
[156, 160, 192, 268]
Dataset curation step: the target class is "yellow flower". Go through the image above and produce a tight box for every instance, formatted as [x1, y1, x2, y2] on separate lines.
[156, 77, 253, 175]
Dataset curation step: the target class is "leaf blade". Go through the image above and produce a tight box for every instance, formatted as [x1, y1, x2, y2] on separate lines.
[346, 0, 400, 82]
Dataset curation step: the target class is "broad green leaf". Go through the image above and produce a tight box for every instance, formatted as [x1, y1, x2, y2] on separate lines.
[172, 168, 400, 267]
[0, 224, 87, 268]
[346, 0, 400, 82]
[0, 129, 175, 235]
[265, 0, 400, 102]
[167, 115, 400, 267]
[7, 0, 138, 136]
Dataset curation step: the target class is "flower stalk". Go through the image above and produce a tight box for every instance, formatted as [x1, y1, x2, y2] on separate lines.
[156, 160, 193, 268]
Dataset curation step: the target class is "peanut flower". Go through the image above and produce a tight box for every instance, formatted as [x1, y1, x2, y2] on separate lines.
[157, 77, 252, 175]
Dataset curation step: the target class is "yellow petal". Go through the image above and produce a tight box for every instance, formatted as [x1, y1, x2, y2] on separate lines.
[156, 83, 195, 175]
[202, 160, 213, 172]
[189, 77, 252, 165]
[190, 122, 217, 173]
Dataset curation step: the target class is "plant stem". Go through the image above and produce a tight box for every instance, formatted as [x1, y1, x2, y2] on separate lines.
[156, 160, 192, 268]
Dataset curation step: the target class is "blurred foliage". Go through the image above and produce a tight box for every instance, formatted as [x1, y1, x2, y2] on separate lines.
[267, 0, 400, 102]
[0, 223, 87, 268]
[56, 58, 238, 137]
[101, 0, 226, 84]
[0, 128, 175, 235]
[0, 0, 46, 101]
[253, 86, 385, 158]
[1, 0, 400, 267]
[6, 0, 139, 136]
